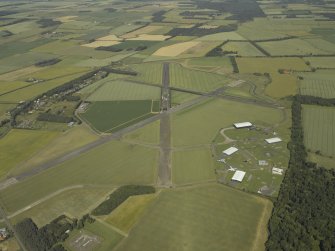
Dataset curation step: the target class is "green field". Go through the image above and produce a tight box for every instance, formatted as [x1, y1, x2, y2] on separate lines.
[172, 148, 216, 185]
[130, 62, 163, 85]
[11, 187, 112, 227]
[10, 125, 99, 177]
[222, 41, 265, 56]
[236, 57, 310, 98]
[0, 129, 58, 180]
[87, 80, 161, 101]
[299, 79, 335, 98]
[0, 140, 158, 214]
[303, 105, 335, 158]
[303, 57, 335, 69]
[256, 38, 329, 56]
[171, 98, 284, 146]
[80, 100, 157, 132]
[122, 120, 160, 145]
[169, 63, 228, 92]
[115, 184, 272, 251]
[171, 90, 199, 105]
[104, 194, 157, 233]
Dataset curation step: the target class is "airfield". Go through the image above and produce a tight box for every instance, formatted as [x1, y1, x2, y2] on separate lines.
[0, 0, 334, 250]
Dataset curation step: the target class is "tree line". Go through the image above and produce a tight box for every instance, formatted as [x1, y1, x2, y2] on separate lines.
[92, 185, 155, 216]
[266, 96, 335, 251]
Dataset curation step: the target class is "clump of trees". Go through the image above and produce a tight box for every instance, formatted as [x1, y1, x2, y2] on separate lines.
[152, 10, 166, 22]
[36, 113, 74, 123]
[36, 18, 61, 28]
[92, 185, 155, 216]
[266, 96, 335, 251]
[35, 58, 61, 67]
[166, 23, 237, 37]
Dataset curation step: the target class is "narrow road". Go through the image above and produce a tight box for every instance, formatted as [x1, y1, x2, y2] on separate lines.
[157, 63, 172, 187]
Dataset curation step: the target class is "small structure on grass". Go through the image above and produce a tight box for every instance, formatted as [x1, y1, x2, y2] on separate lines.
[272, 167, 284, 175]
[265, 137, 282, 144]
[233, 122, 252, 129]
[258, 160, 268, 166]
[223, 147, 238, 156]
[231, 170, 246, 182]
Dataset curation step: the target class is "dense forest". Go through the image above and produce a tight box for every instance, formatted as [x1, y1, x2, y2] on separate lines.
[266, 96, 335, 251]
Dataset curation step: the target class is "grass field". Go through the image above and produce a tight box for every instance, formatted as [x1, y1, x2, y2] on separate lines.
[299, 79, 335, 98]
[0, 140, 158, 214]
[222, 42, 265, 56]
[65, 220, 123, 251]
[236, 57, 310, 98]
[0, 81, 29, 95]
[256, 38, 328, 56]
[303, 105, 335, 158]
[304, 57, 335, 69]
[115, 184, 272, 251]
[104, 194, 157, 233]
[130, 62, 163, 85]
[87, 80, 161, 101]
[0, 129, 58, 180]
[10, 125, 99, 177]
[184, 57, 233, 73]
[171, 98, 283, 146]
[80, 100, 156, 132]
[172, 148, 216, 185]
[169, 63, 228, 92]
[171, 90, 199, 105]
[11, 187, 112, 227]
[122, 120, 160, 145]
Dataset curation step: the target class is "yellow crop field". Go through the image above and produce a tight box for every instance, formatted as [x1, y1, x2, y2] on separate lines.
[127, 34, 171, 41]
[153, 41, 200, 56]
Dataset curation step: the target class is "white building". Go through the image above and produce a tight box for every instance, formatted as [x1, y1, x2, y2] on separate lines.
[223, 147, 238, 156]
[265, 137, 282, 144]
[233, 122, 252, 129]
[231, 170, 246, 182]
[272, 167, 284, 175]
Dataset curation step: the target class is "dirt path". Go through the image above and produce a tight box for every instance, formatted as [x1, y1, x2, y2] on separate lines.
[7, 185, 84, 218]
[220, 127, 236, 144]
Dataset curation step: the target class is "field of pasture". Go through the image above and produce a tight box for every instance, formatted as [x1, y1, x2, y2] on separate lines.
[114, 184, 272, 251]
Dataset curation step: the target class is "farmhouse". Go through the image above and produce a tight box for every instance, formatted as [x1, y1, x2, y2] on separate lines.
[265, 137, 282, 144]
[231, 170, 246, 182]
[223, 147, 238, 156]
[233, 122, 252, 129]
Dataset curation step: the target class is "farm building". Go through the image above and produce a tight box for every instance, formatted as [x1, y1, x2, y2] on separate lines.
[233, 122, 252, 129]
[231, 170, 246, 182]
[265, 137, 282, 144]
[223, 147, 238, 156]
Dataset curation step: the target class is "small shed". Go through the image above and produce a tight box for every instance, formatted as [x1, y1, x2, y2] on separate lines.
[231, 170, 246, 182]
[265, 137, 282, 144]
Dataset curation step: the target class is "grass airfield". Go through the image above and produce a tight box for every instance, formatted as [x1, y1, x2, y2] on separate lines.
[0, 0, 334, 249]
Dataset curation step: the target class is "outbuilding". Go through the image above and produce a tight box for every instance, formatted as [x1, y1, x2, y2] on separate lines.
[231, 170, 246, 182]
[223, 147, 238, 156]
[265, 137, 282, 144]
[233, 122, 252, 129]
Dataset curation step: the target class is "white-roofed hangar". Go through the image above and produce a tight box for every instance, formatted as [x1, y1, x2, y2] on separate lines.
[233, 122, 252, 129]
[231, 170, 246, 182]
[223, 147, 238, 156]
[265, 137, 282, 144]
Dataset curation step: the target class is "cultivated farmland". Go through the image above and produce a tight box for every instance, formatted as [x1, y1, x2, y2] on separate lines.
[303, 105, 335, 158]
